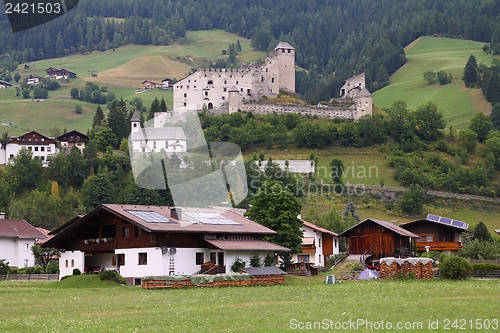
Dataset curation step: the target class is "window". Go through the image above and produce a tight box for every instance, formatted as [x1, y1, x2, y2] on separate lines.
[41, 156, 44, 161]
[418, 234, 433, 242]
[184, 93, 187, 97]
[122, 226, 129, 238]
[196, 252, 204, 265]
[134, 278, 142, 286]
[236, 81, 238, 84]
[47, 147, 51, 152]
[153, 141, 156, 149]
[118, 254, 125, 266]
[165, 141, 169, 148]
[183, 103, 186, 106]
[35, 147, 38, 151]
[223, 88, 227, 92]
[319, 238, 321, 247]
[135, 226, 142, 238]
[222, 96, 225, 100]
[205, 91, 208, 96]
[208, 80, 213, 85]
[65, 260, 68, 267]
[271, 78, 274, 83]
[71, 259, 74, 267]
[28, 147, 32, 151]
[298, 255, 309, 263]
[133, 123, 137, 128]
[41, 147, 45, 151]
[139, 253, 147, 265]
[24, 259, 29, 267]
[25, 243, 29, 251]
[210, 252, 216, 263]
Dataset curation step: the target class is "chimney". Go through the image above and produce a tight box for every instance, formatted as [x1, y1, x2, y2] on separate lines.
[0, 213, 5, 219]
[170, 208, 181, 220]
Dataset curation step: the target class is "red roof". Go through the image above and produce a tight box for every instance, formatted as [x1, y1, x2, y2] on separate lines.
[0, 219, 47, 239]
[301, 219, 338, 236]
[35, 227, 54, 244]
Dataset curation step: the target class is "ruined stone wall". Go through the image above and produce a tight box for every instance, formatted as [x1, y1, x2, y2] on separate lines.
[236, 102, 357, 120]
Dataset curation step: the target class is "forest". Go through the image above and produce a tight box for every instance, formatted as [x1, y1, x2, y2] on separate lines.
[0, 0, 499, 102]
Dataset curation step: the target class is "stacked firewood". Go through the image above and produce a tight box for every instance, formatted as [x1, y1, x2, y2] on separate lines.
[380, 258, 434, 279]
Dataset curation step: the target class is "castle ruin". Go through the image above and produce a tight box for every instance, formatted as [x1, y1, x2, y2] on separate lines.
[173, 42, 372, 121]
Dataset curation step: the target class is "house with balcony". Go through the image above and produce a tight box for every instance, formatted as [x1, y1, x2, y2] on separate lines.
[57, 130, 89, 152]
[45, 204, 290, 285]
[292, 220, 339, 267]
[400, 214, 470, 255]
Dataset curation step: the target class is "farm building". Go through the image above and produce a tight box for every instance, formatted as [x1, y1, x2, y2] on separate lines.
[337, 218, 419, 258]
[142, 80, 159, 90]
[45, 204, 290, 285]
[399, 214, 470, 255]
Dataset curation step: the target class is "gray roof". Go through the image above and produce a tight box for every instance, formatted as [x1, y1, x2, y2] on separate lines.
[357, 87, 372, 97]
[131, 127, 187, 141]
[130, 110, 140, 122]
[274, 42, 294, 50]
[204, 238, 291, 252]
[240, 266, 287, 276]
[337, 218, 419, 238]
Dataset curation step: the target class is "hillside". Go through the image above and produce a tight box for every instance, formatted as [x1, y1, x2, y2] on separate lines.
[0, 30, 266, 136]
[373, 37, 500, 129]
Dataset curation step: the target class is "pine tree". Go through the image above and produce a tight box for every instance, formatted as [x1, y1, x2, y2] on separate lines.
[92, 106, 105, 129]
[148, 97, 160, 120]
[462, 55, 478, 87]
[236, 40, 242, 52]
[160, 97, 168, 112]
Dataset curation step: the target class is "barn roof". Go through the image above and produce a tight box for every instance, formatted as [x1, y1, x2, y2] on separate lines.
[337, 218, 419, 238]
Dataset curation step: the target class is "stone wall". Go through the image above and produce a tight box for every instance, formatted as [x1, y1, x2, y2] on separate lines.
[233, 102, 357, 120]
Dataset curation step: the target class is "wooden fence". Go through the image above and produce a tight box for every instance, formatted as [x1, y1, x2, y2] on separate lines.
[467, 259, 500, 265]
[4, 274, 59, 281]
[340, 271, 363, 280]
[470, 270, 500, 279]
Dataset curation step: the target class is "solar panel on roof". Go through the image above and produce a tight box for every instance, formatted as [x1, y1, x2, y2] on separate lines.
[125, 210, 174, 223]
[183, 212, 240, 225]
[426, 214, 468, 230]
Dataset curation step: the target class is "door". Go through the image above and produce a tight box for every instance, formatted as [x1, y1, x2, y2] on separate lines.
[210, 252, 216, 264]
[217, 252, 224, 266]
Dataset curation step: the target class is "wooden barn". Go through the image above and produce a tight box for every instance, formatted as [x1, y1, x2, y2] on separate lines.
[337, 219, 419, 258]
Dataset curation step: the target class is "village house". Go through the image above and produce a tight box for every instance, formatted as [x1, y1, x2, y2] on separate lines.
[129, 110, 187, 155]
[337, 218, 419, 260]
[399, 214, 470, 255]
[57, 130, 89, 152]
[0, 131, 59, 166]
[26, 74, 42, 85]
[292, 220, 339, 267]
[0, 80, 12, 88]
[161, 78, 173, 89]
[142, 80, 159, 90]
[45, 67, 76, 79]
[45, 204, 290, 285]
[0, 216, 46, 268]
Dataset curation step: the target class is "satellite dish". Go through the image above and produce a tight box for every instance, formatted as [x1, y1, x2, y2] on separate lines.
[169, 247, 177, 255]
[161, 246, 168, 255]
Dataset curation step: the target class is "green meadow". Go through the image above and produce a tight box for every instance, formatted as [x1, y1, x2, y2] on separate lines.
[0, 30, 265, 136]
[0, 276, 499, 332]
[373, 37, 500, 129]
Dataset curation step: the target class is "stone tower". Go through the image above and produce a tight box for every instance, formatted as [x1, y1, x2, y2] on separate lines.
[274, 42, 295, 93]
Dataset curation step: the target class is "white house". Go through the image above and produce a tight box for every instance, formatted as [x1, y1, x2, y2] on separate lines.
[292, 220, 339, 267]
[129, 110, 187, 155]
[161, 78, 173, 89]
[45, 204, 290, 285]
[0, 131, 59, 166]
[0, 217, 47, 268]
[26, 75, 42, 85]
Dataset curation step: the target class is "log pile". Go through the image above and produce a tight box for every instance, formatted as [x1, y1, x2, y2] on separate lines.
[379, 258, 434, 279]
[141, 274, 285, 289]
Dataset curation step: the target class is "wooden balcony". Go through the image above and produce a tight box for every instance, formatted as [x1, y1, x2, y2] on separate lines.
[81, 238, 117, 253]
[416, 241, 462, 252]
[301, 246, 316, 254]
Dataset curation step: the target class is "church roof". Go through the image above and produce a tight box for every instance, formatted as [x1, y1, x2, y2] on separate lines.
[274, 42, 294, 50]
[131, 127, 187, 141]
[130, 110, 141, 122]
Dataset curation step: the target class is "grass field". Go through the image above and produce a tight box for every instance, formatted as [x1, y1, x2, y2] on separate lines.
[373, 37, 500, 129]
[1, 276, 499, 332]
[0, 30, 266, 136]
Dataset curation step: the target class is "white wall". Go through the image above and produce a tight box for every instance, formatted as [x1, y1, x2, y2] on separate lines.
[59, 250, 85, 279]
[0, 238, 37, 268]
[115, 247, 163, 278]
[225, 251, 275, 272]
[162, 247, 209, 276]
[3, 143, 58, 166]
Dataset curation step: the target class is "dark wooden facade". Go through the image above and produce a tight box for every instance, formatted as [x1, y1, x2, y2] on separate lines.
[400, 219, 467, 253]
[338, 219, 417, 258]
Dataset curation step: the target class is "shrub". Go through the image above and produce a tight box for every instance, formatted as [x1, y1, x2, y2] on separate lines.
[0, 259, 10, 274]
[73, 268, 81, 275]
[45, 261, 59, 274]
[351, 262, 364, 271]
[99, 270, 127, 284]
[392, 271, 416, 280]
[230, 258, 246, 272]
[471, 263, 500, 270]
[439, 255, 472, 279]
[25, 266, 44, 274]
[250, 254, 262, 267]
[264, 254, 277, 267]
